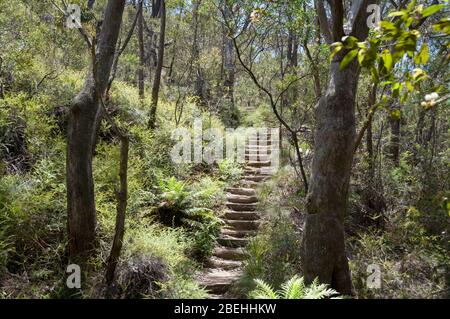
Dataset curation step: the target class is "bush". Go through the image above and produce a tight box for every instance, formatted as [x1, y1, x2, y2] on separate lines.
[238, 214, 301, 294]
[250, 275, 339, 299]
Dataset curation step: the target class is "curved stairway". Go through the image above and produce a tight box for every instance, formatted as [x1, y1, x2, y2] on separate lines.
[197, 131, 276, 298]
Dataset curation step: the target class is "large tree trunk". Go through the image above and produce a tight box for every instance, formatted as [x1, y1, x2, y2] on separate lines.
[302, 0, 377, 295]
[148, 0, 166, 129]
[302, 61, 359, 295]
[67, 0, 126, 259]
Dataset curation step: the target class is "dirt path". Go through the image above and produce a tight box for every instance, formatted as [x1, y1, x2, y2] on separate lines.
[197, 131, 276, 298]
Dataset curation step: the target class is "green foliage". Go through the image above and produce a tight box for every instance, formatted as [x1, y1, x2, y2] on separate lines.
[217, 159, 243, 184]
[331, 2, 448, 105]
[240, 214, 301, 292]
[249, 275, 339, 299]
[153, 176, 222, 261]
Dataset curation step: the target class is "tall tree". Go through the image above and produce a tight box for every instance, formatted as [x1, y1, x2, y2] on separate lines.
[67, 0, 126, 259]
[221, 1, 238, 127]
[301, 0, 377, 294]
[138, 0, 145, 99]
[192, 0, 206, 105]
[148, 0, 166, 129]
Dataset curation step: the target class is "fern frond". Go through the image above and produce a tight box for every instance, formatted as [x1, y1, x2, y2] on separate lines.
[279, 275, 306, 299]
[250, 279, 279, 299]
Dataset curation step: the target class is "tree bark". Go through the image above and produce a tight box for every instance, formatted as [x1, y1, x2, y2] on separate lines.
[302, 0, 377, 295]
[302, 61, 359, 295]
[192, 0, 206, 105]
[221, 2, 238, 127]
[138, 0, 145, 99]
[389, 104, 400, 166]
[105, 137, 129, 285]
[67, 0, 126, 259]
[148, 0, 166, 129]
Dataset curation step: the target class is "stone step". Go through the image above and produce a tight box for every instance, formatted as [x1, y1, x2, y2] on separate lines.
[213, 246, 246, 260]
[226, 187, 256, 196]
[226, 193, 258, 204]
[218, 235, 249, 248]
[247, 160, 273, 168]
[221, 228, 255, 238]
[240, 180, 260, 189]
[244, 167, 274, 175]
[245, 154, 272, 161]
[246, 145, 272, 151]
[223, 210, 259, 220]
[226, 202, 257, 211]
[247, 139, 273, 145]
[199, 269, 242, 294]
[206, 257, 243, 270]
[244, 175, 269, 182]
[224, 219, 260, 231]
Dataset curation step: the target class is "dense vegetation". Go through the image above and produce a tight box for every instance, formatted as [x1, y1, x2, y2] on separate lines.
[0, 0, 448, 299]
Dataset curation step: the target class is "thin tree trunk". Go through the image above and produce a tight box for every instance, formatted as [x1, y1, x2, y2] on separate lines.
[105, 136, 129, 285]
[148, 0, 166, 129]
[138, 0, 145, 99]
[192, 0, 205, 105]
[221, 3, 237, 127]
[67, 0, 126, 259]
[389, 104, 400, 166]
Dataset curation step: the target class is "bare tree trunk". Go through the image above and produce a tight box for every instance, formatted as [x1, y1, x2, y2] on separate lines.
[138, 0, 145, 99]
[221, 2, 238, 127]
[105, 137, 129, 285]
[302, 61, 359, 295]
[67, 0, 126, 259]
[192, 0, 206, 105]
[301, 0, 377, 295]
[148, 0, 166, 129]
[389, 104, 400, 166]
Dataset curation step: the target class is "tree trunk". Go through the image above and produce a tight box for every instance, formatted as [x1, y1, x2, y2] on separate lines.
[138, 0, 145, 99]
[105, 137, 129, 285]
[389, 104, 400, 166]
[302, 60, 360, 295]
[192, 0, 206, 105]
[221, 3, 238, 127]
[148, 0, 166, 129]
[67, 0, 126, 259]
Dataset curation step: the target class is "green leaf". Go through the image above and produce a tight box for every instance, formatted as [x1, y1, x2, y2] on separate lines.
[390, 109, 401, 120]
[357, 49, 367, 65]
[414, 43, 429, 65]
[339, 49, 358, 70]
[405, 81, 414, 92]
[341, 36, 358, 49]
[329, 43, 343, 62]
[421, 4, 445, 18]
[381, 49, 393, 71]
[412, 68, 427, 81]
[388, 10, 406, 18]
[371, 66, 379, 83]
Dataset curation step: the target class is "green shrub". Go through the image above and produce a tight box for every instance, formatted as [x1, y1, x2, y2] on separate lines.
[250, 275, 339, 299]
[239, 214, 301, 293]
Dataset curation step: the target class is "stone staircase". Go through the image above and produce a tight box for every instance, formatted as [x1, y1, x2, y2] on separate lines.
[197, 131, 276, 298]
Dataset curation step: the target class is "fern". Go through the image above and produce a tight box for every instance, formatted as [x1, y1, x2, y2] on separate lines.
[250, 279, 279, 299]
[279, 275, 306, 299]
[250, 275, 340, 299]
